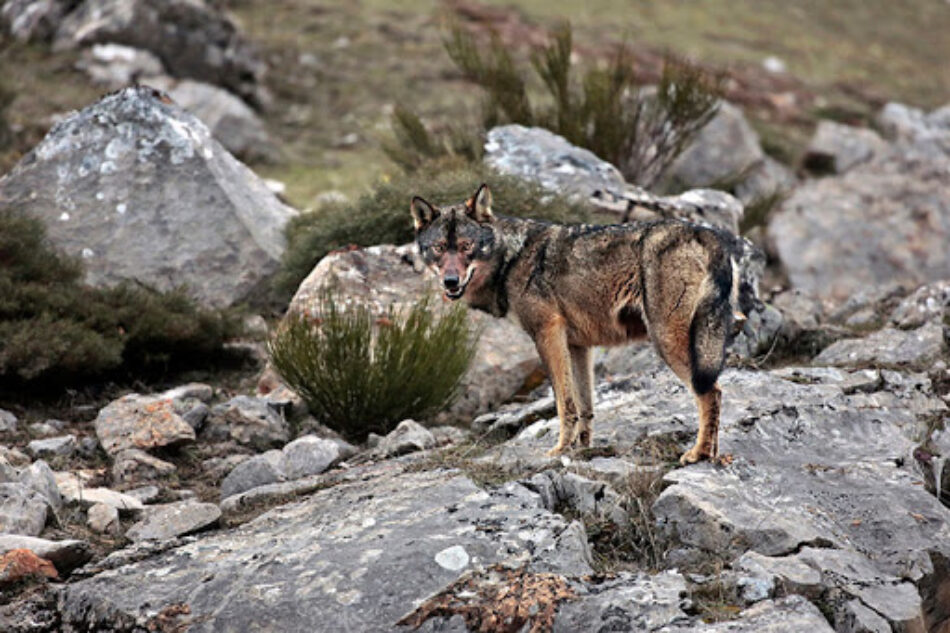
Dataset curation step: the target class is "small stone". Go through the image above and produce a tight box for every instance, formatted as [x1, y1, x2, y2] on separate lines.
[27, 434, 78, 459]
[181, 403, 210, 430]
[0, 409, 16, 433]
[125, 485, 161, 504]
[205, 396, 289, 450]
[0, 457, 17, 483]
[18, 460, 62, 511]
[377, 420, 436, 457]
[434, 545, 470, 571]
[78, 436, 99, 458]
[95, 394, 196, 456]
[28, 422, 60, 437]
[0, 446, 30, 467]
[281, 435, 340, 480]
[0, 483, 48, 536]
[220, 450, 286, 500]
[126, 501, 220, 542]
[161, 383, 214, 403]
[111, 448, 176, 484]
[87, 503, 120, 535]
[430, 426, 471, 447]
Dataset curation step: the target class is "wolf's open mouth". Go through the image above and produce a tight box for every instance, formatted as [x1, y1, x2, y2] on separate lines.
[444, 286, 466, 300]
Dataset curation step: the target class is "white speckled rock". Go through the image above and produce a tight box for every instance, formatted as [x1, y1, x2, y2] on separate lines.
[0, 86, 296, 307]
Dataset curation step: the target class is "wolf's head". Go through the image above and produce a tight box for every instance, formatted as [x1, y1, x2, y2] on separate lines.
[411, 183, 497, 301]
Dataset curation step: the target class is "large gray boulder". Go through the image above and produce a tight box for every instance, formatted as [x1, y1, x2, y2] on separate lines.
[769, 103, 950, 307]
[53, 0, 268, 106]
[663, 101, 767, 192]
[0, 86, 296, 308]
[264, 243, 542, 422]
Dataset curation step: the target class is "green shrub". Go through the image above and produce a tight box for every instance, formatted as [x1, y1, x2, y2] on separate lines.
[268, 293, 478, 441]
[444, 22, 722, 187]
[276, 164, 592, 298]
[0, 208, 241, 385]
[381, 105, 483, 174]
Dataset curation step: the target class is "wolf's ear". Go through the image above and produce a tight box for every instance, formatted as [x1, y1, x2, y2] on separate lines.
[411, 196, 439, 232]
[465, 183, 494, 224]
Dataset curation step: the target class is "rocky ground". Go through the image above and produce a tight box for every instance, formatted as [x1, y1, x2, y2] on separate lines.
[1, 1, 950, 632]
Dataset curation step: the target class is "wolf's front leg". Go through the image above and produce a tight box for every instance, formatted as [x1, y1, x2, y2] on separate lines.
[569, 345, 594, 448]
[534, 318, 579, 457]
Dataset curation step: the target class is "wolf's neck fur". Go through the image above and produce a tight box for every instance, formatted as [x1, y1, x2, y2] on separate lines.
[465, 216, 540, 318]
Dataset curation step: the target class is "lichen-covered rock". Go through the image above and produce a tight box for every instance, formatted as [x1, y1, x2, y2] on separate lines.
[0, 86, 296, 307]
[53, 0, 268, 106]
[146, 77, 278, 162]
[60, 470, 592, 630]
[95, 392, 195, 456]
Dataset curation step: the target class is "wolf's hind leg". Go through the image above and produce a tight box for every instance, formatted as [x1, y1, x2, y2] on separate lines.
[535, 318, 579, 457]
[649, 318, 722, 466]
[569, 345, 594, 447]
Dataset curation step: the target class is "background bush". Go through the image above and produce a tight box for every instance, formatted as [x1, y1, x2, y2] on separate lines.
[276, 165, 594, 298]
[443, 22, 722, 188]
[268, 293, 478, 441]
[0, 208, 241, 386]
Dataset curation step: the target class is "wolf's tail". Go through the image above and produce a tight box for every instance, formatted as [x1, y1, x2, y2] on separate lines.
[688, 253, 735, 395]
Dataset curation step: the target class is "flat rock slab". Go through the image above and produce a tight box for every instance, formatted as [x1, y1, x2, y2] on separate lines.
[60, 470, 593, 631]
[55, 475, 144, 514]
[95, 393, 196, 456]
[126, 500, 221, 542]
[814, 321, 947, 370]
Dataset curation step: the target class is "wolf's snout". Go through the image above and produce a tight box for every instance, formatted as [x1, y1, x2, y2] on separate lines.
[443, 273, 460, 290]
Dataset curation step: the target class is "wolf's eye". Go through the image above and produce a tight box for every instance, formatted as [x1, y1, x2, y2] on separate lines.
[431, 243, 445, 255]
[458, 241, 473, 253]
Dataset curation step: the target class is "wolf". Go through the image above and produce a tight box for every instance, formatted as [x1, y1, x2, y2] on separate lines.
[411, 184, 741, 464]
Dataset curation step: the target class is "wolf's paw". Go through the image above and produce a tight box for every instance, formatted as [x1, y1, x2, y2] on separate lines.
[546, 445, 569, 457]
[678, 445, 714, 465]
